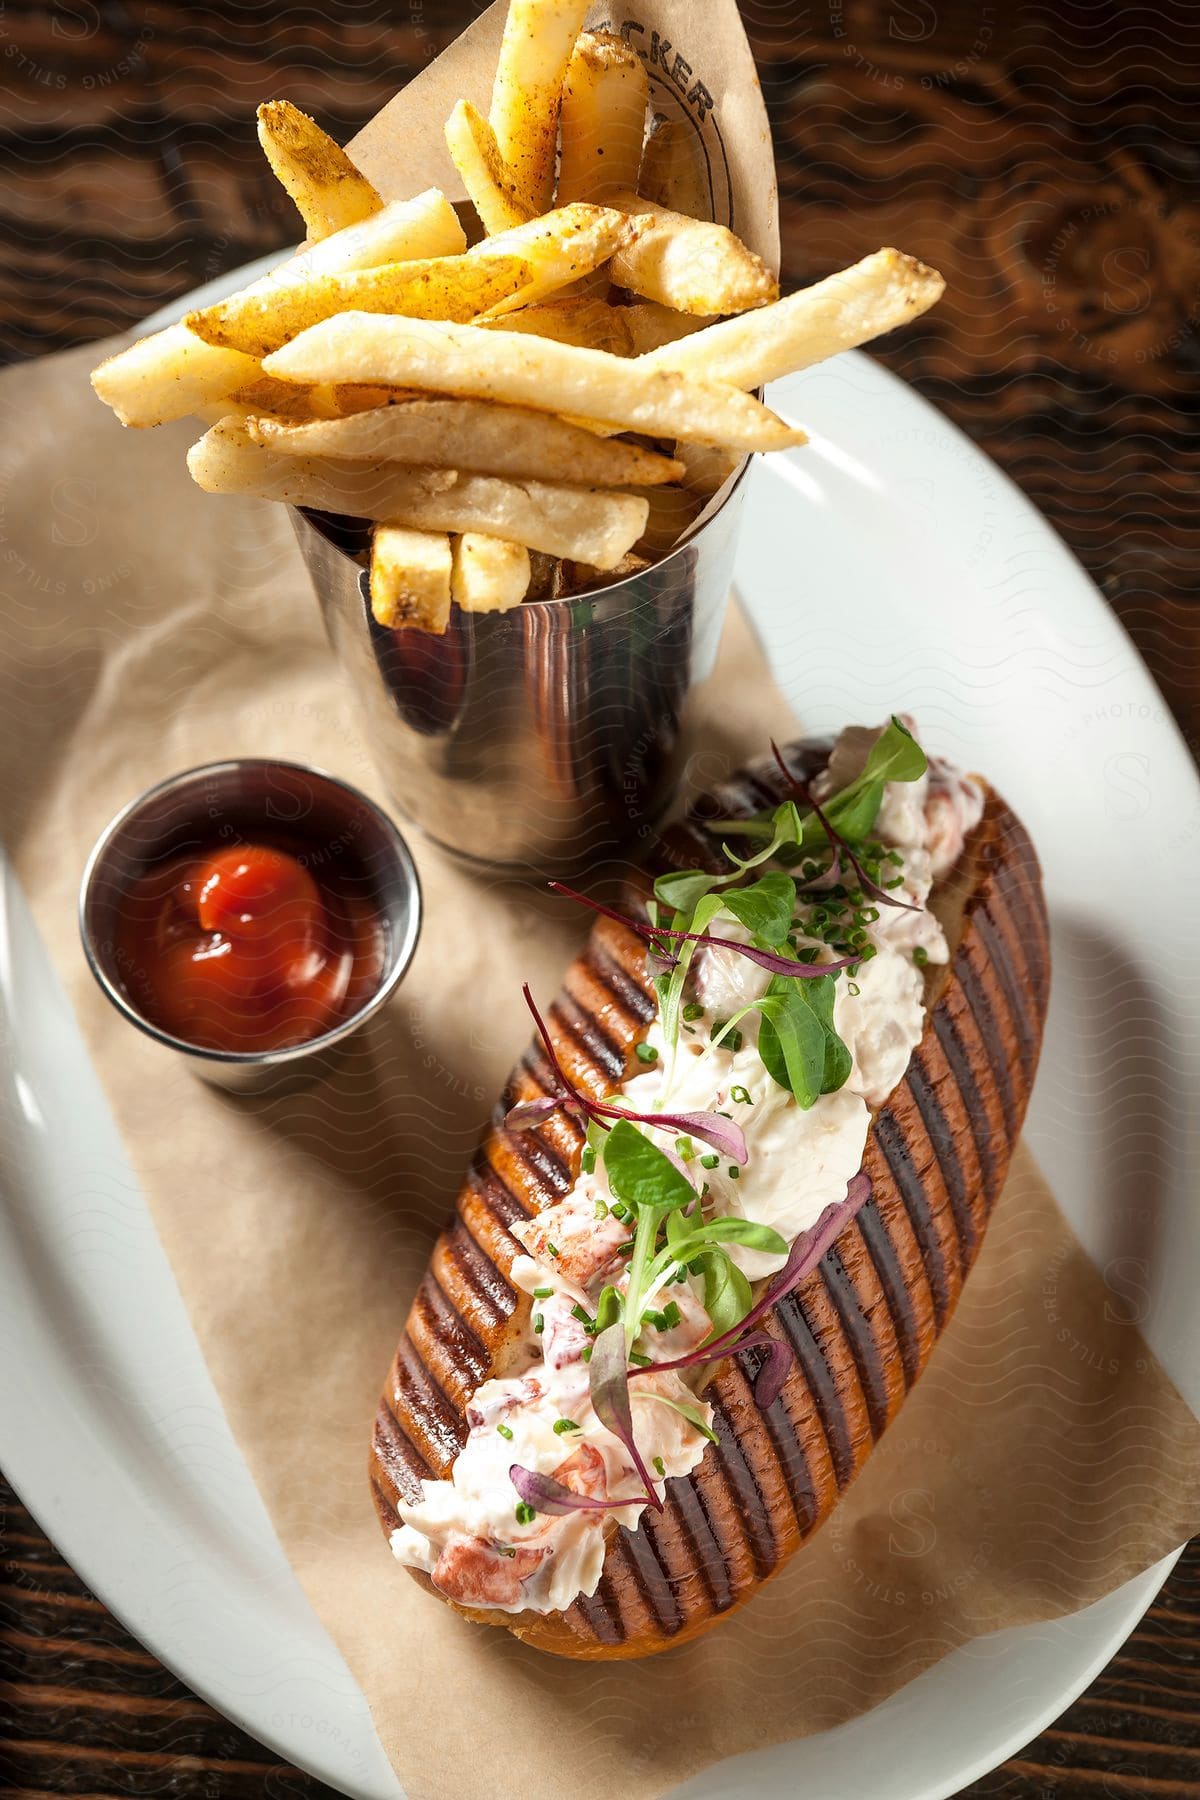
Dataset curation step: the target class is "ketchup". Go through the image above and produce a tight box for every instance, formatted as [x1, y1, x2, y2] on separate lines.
[113, 839, 384, 1053]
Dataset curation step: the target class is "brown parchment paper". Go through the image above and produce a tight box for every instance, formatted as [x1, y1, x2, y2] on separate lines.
[3, 338, 1200, 1800]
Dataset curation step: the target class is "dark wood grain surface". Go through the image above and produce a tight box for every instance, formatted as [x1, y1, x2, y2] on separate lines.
[1, 0, 1198, 1794]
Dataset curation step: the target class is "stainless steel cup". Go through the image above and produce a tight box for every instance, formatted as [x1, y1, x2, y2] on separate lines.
[79, 758, 422, 1095]
[290, 460, 751, 873]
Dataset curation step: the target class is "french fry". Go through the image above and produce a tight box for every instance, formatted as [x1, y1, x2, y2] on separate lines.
[92, 326, 262, 430]
[489, 0, 591, 213]
[91, 193, 465, 429]
[620, 301, 711, 356]
[451, 533, 531, 614]
[186, 254, 534, 359]
[247, 398, 684, 486]
[257, 101, 382, 240]
[187, 418, 649, 567]
[263, 315, 808, 452]
[445, 99, 530, 236]
[636, 118, 711, 222]
[480, 297, 635, 355]
[608, 191, 779, 316]
[267, 190, 466, 281]
[471, 203, 632, 317]
[370, 526, 453, 631]
[640, 248, 946, 389]
[557, 31, 649, 205]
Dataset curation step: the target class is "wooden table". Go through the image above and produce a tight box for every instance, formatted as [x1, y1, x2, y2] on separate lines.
[1, 1, 1198, 1794]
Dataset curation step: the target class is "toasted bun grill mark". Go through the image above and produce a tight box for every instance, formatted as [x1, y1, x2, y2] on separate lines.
[369, 741, 1049, 1658]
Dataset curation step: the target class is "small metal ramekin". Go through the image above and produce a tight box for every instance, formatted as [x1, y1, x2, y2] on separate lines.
[79, 759, 422, 1094]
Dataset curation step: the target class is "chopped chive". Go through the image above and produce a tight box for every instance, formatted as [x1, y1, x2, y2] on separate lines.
[497, 1544, 516, 1557]
[581, 1344, 593, 1362]
[711, 1020, 743, 1052]
[611, 1199, 630, 1223]
[660, 1300, 681, 1331]
[533, 1286, 554, 1299]
[629, 1350, 652, 1367]
[653, 1456, 666, 1478]
[581, 1145, 597, 1174]
[553, 1418, 581, 1434]
[571, 1302, 593, 1327]
[532, 1312, 544, 1334]
[617, 1240, 635, 1256]
[635, 1041, 659, 1064]
[594, 1196, 609, 1220]
[730, 1084, 753, 1105]
[699, 1153, 719, 1170]
[515, 1501, 537, 1526]
[675, 1135, 695, 1161]
[728, 1165, 740, 1180]
[682, 1002, 704, 1022]
[913, 945, 929, 967]
[545, 1241, 560, 1258]
[496, 1423, 514, 1440]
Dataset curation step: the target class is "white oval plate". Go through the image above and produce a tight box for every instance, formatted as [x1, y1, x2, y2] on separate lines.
[1, 293, 1196, 1800]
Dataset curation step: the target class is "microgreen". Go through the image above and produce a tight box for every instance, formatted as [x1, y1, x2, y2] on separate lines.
[504, 985, 748, 1165]
[548, 884, 855, 982]
[632, 1171, 873, 1406]
[756, 975, 852, 1110]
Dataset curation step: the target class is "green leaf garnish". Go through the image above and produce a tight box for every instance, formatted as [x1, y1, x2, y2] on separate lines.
[757, 974, 850, 1109]
[721, 871, 797, 947]
[698, 1248, 753, 1339]
[604, 1118, 697, 1216]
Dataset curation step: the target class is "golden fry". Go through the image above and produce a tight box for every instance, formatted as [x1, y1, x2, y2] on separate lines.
[640, 248, 946, 389]
[609, 191, 779, 316]
[451, 533, 531, 614]
[187, 418, 649, 567]
[247, 397, 683, 486]
[471, 203, 632, 316]
[90, 193, 465, 428]
[257, 100, 381, 239]
[186, 255, 533, 359]
[263, 314, 808, 452]
[558, 31, 648, 205]
[445, 99, 531, 235]
[489, 0, 591, 212]
[91, 326, 261, 430]
[370, 526, 453, 631]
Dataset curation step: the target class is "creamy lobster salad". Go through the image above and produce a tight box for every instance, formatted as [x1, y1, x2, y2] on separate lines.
[392, 720, 983, 1614]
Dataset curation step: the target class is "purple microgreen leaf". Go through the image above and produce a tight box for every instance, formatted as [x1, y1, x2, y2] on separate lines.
[549, 882, 855, 979]
[631, 1171, 874, 1399]
[516, 988, 748, 1162]
[770, 739, 922, 912]
[588, 1322, 665, 1509]
[504, 1095, 567, 1131]
[509, 1464, 651, 1517]
[805, 787, 923, 915]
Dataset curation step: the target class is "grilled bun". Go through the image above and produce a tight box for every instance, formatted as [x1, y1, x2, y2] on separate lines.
[370, 739, 1049, 1657]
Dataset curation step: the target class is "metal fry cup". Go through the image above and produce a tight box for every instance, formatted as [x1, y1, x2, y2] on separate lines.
[289, 459, 751, 874]
[79, 759, 422, 1095]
